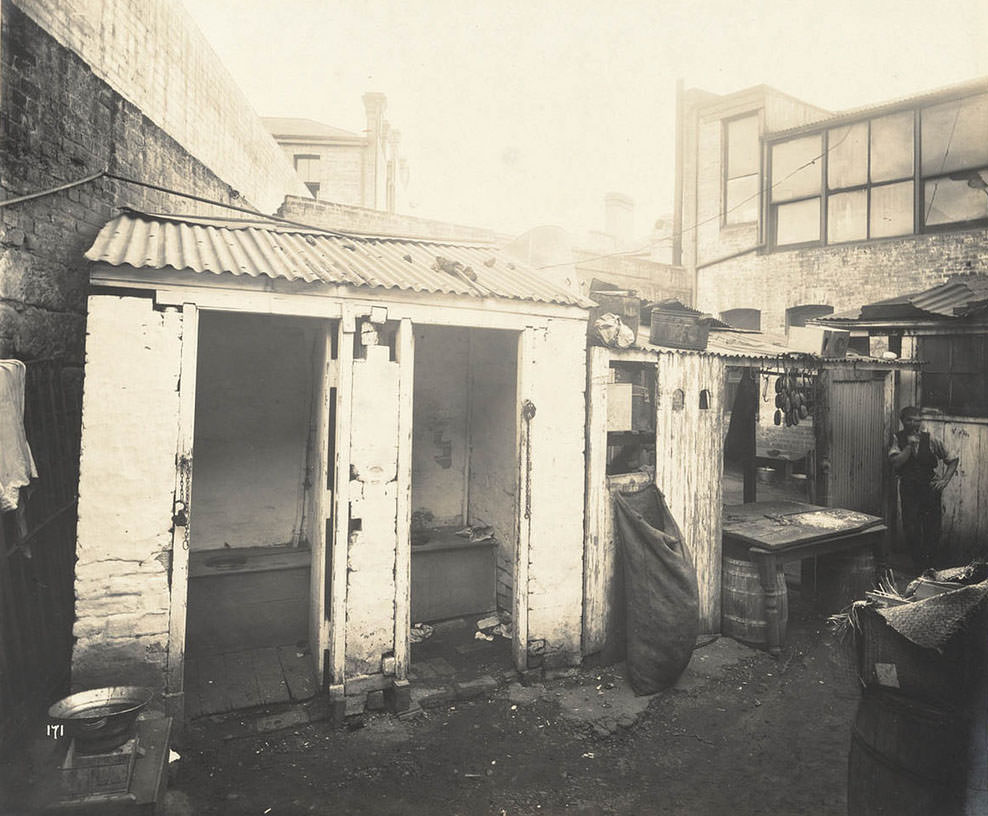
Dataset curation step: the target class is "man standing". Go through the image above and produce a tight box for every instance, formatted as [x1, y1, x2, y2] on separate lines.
[889, 406, 959, 571]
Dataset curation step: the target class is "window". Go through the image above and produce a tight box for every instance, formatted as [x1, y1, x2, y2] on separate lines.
[720, 308, 762, 331]
[767, 87, 988, 249]
[293, 153, 322, 199]
[770, 134, 822, 246]
[786, 304, 834, 329]
[917, 335, 988, 417]
[922, 94, 988, 228]
[606, 362, 656, 475]
[724, 115, 760, 224]
[822, 114, 914, 245]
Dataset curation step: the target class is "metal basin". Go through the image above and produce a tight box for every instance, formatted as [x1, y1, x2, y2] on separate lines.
[48, 686, 153, 752]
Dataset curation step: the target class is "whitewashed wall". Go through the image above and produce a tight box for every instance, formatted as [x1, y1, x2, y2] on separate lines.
[72, 295, 183, 689]
[524, 317, 588, 667]
[346, 346, 401, 678]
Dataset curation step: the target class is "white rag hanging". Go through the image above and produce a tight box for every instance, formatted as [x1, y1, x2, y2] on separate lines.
[0, 360, 38, 511]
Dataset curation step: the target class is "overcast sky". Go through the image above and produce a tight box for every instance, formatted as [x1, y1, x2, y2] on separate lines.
[183, 0, 988, 238]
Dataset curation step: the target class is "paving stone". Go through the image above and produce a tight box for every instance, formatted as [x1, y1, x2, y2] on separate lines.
[455, 640, 494, 655]
[397, 703, 425, 721]
[507, 682, 543, 706]
[544, 667, 580, 682]
[426, 657, 457, 677]
[453, 675, 497, 700]
[410, 684, 454, 709]
[251, 707, 309, 734]
[408, 663, 438, 682]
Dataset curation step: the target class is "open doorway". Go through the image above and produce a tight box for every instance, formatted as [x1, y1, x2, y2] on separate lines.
[183, 312, 327, 717]
[407, 326, 518, 683]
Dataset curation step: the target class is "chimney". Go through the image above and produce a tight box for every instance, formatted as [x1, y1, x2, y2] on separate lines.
[604, 192, 635, 248]
[363, 92, 387, 145]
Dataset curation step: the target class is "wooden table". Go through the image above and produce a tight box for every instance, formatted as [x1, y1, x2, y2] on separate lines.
[722, 501, 886, 656]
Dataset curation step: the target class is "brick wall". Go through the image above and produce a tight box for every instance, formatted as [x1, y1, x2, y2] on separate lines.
[71, 296, 183, 690]
[11, 0, 306, 212]
[697, 229, 988, 333]
[0, 1, 251, 363]
[280, 195, 499, 242]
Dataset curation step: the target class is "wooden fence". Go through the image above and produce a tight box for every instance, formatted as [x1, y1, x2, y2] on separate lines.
[0, 360, 80, 754]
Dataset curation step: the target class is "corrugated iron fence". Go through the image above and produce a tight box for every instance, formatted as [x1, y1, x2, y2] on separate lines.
[0, 360, 80, 753]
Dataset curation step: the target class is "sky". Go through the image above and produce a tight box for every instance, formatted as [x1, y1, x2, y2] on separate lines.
[182, 0, 988, 238]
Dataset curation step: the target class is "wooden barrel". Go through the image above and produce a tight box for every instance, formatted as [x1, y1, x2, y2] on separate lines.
[721, 556, 787, 646]
[848, 690, 968, 816]
[815, 550, 876, 612]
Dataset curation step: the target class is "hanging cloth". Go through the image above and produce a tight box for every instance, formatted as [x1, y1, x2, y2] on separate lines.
[0, 360, 38, 511]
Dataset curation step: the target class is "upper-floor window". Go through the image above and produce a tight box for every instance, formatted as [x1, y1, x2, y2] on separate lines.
[724, 115, 760, 225]
[767, 90, 988, 250]
[922, 94, 988, 229]
[293, 153, 321, 198]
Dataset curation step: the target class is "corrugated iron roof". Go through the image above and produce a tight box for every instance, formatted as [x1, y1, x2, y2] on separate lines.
[85, 211, 593, 308]
[628, 326, 905, 365]
[819, 275, 988, 324]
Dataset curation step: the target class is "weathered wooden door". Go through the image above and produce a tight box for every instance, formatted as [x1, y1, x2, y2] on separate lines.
[816, 371, 889, 515]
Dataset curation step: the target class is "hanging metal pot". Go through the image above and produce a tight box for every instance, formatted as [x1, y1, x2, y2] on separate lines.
[774, 409, 783, 426]
[775, 393, 786, 409]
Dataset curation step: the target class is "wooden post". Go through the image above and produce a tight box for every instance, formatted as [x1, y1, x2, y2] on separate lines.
[165, 303, 198, 726]
[308, 323, 333, 687]
[583, 346, 611, 656]
[814, 368, 832, 508]
[393, 319, 414, 681]
[329, 318, 354, 685]
[742, 367, 758, 504]
[881, 369, 897, 566]
[513, 327, 534, 672]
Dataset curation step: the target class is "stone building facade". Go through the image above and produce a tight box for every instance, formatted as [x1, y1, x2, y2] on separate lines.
[264, 92, 407, 213]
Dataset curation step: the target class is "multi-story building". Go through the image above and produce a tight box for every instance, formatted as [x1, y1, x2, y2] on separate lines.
[263, 93, 407, 213]
[675, 78, 988, 341]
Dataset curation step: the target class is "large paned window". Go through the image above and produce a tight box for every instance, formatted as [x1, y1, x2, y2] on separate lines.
[768, 88, 988, 250]
[922, 93, 988, 229]
[771, 135, 823, 246]
[724, 115, 761, 224]
[917, 334, 988, 417]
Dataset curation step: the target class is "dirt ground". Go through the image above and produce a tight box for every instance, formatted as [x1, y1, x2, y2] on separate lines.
[163, 592, 860, 816]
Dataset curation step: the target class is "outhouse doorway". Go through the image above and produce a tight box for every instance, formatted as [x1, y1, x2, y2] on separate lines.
[407, 325, 519, 682]
[183, 311, 332, 717]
